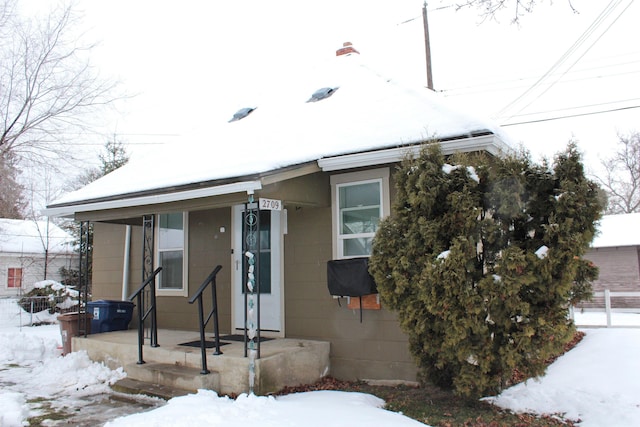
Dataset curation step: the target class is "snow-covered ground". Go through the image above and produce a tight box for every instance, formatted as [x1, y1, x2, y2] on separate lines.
[1, 299, 639, 426]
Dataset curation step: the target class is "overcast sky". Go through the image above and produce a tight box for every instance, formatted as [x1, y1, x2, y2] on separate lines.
[22, 0, 640, 176]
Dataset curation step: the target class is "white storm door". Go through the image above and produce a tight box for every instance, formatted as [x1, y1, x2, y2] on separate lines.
[232, 204, 283, 334]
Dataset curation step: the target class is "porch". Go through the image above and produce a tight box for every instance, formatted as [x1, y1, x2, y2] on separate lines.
[72, 329, 330, 397]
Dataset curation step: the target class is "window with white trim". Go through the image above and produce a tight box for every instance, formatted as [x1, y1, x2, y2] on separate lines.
[157, 212, 188, 296]
[331, 168, 390, 259]
[7, 268, 22, 288]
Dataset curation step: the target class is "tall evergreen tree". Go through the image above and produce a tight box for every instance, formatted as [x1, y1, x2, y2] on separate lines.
[75, 137, 130, 187]
[369, 142, 602, 398]
[0, 152, 25, 218]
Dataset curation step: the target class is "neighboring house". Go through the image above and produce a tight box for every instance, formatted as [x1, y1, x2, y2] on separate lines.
[45, 43, 512, 383]
[0, 218, 78, 297]
[582, 213, 640, 309]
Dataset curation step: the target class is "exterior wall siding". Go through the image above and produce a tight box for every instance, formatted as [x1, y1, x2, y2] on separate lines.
[91, 208, 233, 332]
[0, 253, 77, 297]
[283, 204, 417, 383]
[92, 222, 132, 301]
[89, 171, 417, 383]
[582, 246, 640, 309]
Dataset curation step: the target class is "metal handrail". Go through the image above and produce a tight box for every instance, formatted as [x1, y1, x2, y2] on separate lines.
[128, 266, 162, 364]
[188, 265, 223, 374]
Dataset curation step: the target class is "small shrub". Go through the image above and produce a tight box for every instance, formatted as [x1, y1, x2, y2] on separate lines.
[18, 280, 79, 314]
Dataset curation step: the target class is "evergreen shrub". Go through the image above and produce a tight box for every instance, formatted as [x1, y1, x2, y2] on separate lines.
[369, 142, 602, 397]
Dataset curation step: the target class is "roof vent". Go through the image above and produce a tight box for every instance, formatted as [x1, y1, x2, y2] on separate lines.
[307, 87, 339, 103]
[336, 41, 359, 56]
[229, 107, 256, 122]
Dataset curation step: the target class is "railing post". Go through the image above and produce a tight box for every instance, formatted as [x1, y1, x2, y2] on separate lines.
[150, 280, 158, 348]
[136, 292, 145, 365]
[129, 266, 162, 365]
[196, 297, 209, 374]
[210, 275, 222, 356]
[188, 265, 223, 375]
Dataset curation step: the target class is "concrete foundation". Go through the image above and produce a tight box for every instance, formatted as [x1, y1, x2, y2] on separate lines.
[72, 329, 330, 396]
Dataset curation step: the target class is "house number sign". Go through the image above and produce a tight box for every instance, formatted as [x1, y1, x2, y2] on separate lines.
[259, 198, 282, 211]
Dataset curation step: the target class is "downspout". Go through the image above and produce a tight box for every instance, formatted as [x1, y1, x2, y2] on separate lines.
[122, 225, 131, 300]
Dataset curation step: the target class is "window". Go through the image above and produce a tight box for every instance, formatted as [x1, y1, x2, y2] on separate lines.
[157, 212, 188, 296]
[331, 168, 390, 259]
[241, 209, 272, 294]
[7, 268, 23, 288]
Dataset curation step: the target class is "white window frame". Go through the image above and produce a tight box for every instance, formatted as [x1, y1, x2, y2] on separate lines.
[7, 267, 23, 288]
[330, 168, 390, 259]
[156, 212, 189, 297]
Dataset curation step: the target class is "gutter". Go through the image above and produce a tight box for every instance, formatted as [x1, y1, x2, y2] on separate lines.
[44, 180, 263, 217]
[318, 134, 511, 171]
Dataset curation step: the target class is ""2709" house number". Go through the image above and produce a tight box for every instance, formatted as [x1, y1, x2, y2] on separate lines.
[259, 198, 282, 211]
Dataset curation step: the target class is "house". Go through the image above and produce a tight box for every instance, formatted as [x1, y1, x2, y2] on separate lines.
[581, 212, 640, 309]
[0, 218, 77, 297]
[45, 43, 512, 387]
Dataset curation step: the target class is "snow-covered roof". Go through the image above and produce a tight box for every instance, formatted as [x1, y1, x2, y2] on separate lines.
[0, 219, 75, 255]
[591, 213, 640, 248]
[47, 48, 513, 216]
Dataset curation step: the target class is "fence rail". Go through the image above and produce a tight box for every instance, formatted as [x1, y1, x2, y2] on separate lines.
[571, 290, 640, 328]
[0, 296, 78, 328]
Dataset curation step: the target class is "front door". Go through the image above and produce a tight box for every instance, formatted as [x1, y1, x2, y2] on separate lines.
[232, 204, 284, 335]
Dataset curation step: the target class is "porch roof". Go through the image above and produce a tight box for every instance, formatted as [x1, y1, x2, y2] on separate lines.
[45, 50, 513, 218]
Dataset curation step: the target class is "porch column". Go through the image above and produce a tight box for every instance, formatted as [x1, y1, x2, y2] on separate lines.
[141, 214, 158, 347]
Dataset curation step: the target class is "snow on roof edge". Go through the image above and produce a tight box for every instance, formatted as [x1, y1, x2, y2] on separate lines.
[590, 213, 640, 248]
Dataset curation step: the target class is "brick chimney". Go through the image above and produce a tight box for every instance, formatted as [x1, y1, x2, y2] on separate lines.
[336, 41, 359, 56]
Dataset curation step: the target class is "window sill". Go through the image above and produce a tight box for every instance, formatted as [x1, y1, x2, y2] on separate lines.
[156, 288, 188, 297]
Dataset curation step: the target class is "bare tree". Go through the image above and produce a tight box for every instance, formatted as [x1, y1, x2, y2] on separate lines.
[596, 131, 640, 214]
[0, 0, 120, 168]
[455, 0, 578, 22]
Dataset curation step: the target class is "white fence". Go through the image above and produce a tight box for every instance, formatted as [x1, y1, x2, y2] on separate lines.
[0, 296, 78, 328]
[571, 290, 640, 328]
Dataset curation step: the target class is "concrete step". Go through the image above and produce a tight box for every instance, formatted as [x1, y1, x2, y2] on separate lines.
[124, 363, 221, 394]
[112, 377, 191, 400]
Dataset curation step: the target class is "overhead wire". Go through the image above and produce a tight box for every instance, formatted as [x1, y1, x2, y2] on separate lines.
[500, 103, 640, 126]
[493, 0, 633, 121]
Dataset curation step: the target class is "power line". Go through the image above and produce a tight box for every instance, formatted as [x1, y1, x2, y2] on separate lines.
[500, 104, 640, 127]
[495, 0, 633, 121]
[509, 97, 640, 117]
[441, 67, 640, 98]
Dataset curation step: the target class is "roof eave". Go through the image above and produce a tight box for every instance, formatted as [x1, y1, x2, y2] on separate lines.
[318, 134, 511, 172]
[44, 180, 263, 218]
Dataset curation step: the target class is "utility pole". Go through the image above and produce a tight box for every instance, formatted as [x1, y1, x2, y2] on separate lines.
[423, 2, 434, 90]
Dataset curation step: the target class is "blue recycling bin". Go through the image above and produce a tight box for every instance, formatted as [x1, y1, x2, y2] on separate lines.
[87, 300, 135, 333]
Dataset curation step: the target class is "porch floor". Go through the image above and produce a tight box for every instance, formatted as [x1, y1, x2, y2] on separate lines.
[72, 329, 330, 396]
